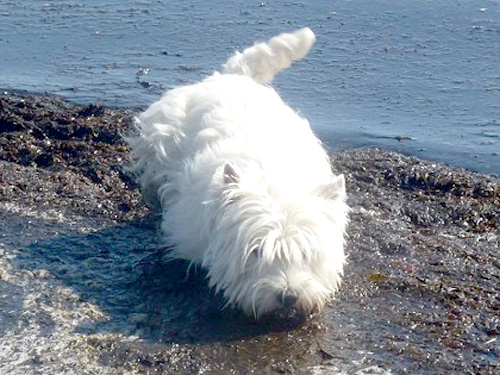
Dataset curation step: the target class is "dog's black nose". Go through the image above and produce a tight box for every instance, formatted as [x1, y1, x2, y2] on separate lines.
[278, 290, 299, 308]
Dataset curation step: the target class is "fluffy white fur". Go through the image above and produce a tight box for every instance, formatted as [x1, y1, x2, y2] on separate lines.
[127, 28, 349, 318]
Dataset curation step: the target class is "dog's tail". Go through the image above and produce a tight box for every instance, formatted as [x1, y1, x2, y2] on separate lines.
[222, 27, 316, 84]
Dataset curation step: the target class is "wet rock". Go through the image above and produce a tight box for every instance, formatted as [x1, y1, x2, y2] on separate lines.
[0, 92, 499, 374]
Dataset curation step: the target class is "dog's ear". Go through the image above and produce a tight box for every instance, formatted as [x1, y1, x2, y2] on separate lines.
[223, 163, 240, 184]
[314, 174, 346, 200]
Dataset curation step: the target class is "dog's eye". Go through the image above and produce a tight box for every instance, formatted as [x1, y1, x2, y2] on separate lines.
[249, 247, 262, 258]
[244, 248, 261, 265]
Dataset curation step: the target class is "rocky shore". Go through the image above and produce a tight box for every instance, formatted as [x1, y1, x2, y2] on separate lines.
[1, 91, 498, 374]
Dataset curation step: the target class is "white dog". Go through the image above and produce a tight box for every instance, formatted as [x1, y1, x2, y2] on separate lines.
[127, 28, 349, 319]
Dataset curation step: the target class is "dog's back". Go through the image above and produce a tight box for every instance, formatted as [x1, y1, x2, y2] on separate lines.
[222, 27, 316, 84]
[129, 28, 322, 210]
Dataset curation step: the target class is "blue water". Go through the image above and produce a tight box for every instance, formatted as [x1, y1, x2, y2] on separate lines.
[1, 0, 499, 175]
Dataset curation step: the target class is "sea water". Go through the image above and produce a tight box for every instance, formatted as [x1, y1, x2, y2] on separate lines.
[0, 0, 498, 174]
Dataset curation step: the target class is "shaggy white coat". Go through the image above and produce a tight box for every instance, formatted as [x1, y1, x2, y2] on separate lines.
[127, 28, 349, 318]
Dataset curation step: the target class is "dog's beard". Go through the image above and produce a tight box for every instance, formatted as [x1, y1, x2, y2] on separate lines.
[207, 243, 341, 319]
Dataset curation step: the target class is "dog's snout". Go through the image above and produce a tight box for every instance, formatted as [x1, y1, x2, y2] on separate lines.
[278, 290, 299, 308]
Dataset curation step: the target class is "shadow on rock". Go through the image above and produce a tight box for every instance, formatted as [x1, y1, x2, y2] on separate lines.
[133, 252, 308, 343]
[12, 217, 304, 344]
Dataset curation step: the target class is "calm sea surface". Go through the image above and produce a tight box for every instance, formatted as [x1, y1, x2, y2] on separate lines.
[1, 0, 499, 175]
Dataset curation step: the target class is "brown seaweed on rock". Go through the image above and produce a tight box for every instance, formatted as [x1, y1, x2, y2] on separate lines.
[0, 91, 147, 222]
